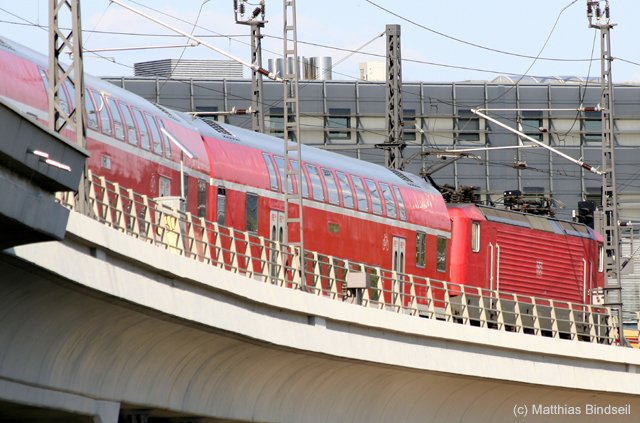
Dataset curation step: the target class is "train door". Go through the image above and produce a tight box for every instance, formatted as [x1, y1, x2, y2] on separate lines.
[269, 210, 285, 282]
[392, 236, 406, 308]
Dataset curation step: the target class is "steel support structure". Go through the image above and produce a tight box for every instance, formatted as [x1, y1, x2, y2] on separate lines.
[48, 0, 85, 139]
[587, 1, 627, 345]
[49, 0, 87, 212]
[250, 24, 265, 132]
[283, 0, 305, 284]
[384, 24, 404, 170]
[234, 0, 266, 133]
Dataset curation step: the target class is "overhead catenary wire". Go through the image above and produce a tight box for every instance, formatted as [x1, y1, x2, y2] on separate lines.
[5, 4, 640, 191]
[108, 0, 281, 81]
[364, 0, 583, 62]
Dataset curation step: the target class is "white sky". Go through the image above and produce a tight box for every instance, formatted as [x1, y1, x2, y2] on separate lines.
[0, 0, 639, 82]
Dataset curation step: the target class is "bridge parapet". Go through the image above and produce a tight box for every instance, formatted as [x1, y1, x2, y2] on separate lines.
[2, 186, 640, 422]
[56, 171, 619, 345]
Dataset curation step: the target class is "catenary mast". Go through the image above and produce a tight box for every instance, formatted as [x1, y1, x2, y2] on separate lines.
[586, 0, 627, 345]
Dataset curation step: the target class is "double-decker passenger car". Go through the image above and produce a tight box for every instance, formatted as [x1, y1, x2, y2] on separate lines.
[0, 36, 452, 285]
[0, 35, 604, 308]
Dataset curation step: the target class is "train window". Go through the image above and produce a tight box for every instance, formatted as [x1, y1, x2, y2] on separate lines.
[322, 168, 340, 205]
[471, 222, 480, 252]
[274, 156, 294, 194]
[120, 102, 138, 146]
[217, 187, 226, 226]
[437, 237, 447, 272]
[291, 160, 309, 198]
[351, 176, 369, 212]
[416, 232, 426, 268]
[365, 179, 383, 215]
[157, 120, 172, 159]
[84, 89, 99, 130]
[95, 91, 113, 137]
[146, 112, 163, 155]
[197, 179, 208, 218]
[336, 171, 354, 209]
[107, 97, 125, 141]
[598, 245, 604, 273]
[39, 69, 70, 116]
[392, 186, 407, 221]
[57, 78, 71, 116]
[305, 164, 325, 202]
[132, 108, 151, 150]
[379, 182, 397, 219]
[159, 176, 171, 197]
[246, 193, 259, 233]
[38, 68, 48, 93]
[263, 153, 279, 191]
[63, 79, 76, 109]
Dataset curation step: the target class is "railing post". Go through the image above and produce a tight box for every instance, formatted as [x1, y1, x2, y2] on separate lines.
[243, 231, 255, 277]
[212, 222, 225, 269]
[328, 256, 339, 299]
[476, 288, 487, 328]
[408, 275, 417, 316]
[375, 266, 385, 310]
[392, 271, 401, 313]
[443, 284, 453, 322]
[587, 305, 597, 342]
[290, 247, 302, 289]
[531, 298, 541, 336]
[198, 216, 212, 264]
[512, 294, 524, 333]
[112, 182, 124, 230]
[568, 305, 578, 341]
[426, 279, 436, 319]
[495, 295, 505, 331]
[549, 300, 559, 338]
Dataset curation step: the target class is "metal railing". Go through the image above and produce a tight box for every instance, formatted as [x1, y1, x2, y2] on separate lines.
[57, 172, 620, 345]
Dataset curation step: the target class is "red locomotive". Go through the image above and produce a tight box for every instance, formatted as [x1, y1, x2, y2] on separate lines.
[0, 37, 604, 307]
[448, 204, 603, 305]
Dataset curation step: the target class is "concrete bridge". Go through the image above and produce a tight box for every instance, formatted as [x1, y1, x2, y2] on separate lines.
[1, 207, 639, 423]
[0, 74, 638, 423]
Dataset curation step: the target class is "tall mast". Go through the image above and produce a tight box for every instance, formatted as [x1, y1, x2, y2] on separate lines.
[283, 0, 305, 285]
[234, 0, 266, 132]
[49, 0, 87, 213]
[384, 24, 404, 170]
[587, 0, 627, 345]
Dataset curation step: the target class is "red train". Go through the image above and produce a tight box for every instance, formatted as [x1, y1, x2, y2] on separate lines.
[0, 36, 604, 306]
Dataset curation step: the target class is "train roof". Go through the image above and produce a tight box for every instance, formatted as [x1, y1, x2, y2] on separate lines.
[190, 116, 440, 194]
[1, 36, 441, 197]
[449, 203, 603, 241]
[0, 36, 178, 123]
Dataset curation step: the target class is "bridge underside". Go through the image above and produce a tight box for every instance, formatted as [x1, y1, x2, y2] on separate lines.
[0, 249, 637, 423]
